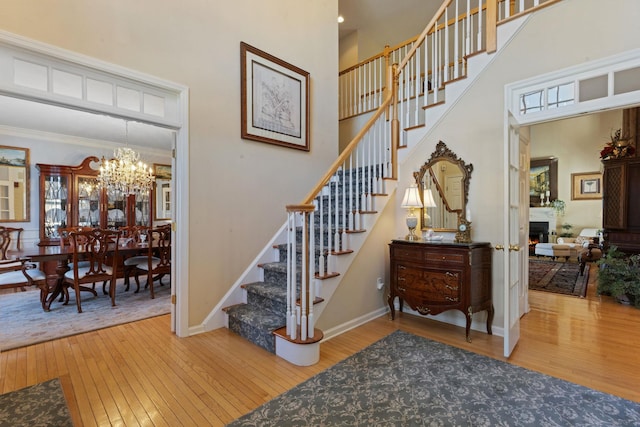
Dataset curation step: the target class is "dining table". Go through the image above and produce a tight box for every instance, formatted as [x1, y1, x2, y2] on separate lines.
[8, 241, 152, 311]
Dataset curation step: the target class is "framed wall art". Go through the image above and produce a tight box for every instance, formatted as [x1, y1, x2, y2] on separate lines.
[240, 42, 310, 151]
[571, 171, 602, 200]
[529, 157, 558, 207]
[153, 164, 172, 220]
[0, 145, 29, 222]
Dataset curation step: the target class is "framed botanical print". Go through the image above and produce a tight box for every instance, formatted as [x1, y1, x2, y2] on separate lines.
[571, 171, 602, 200]
[241, 42, 310, 151]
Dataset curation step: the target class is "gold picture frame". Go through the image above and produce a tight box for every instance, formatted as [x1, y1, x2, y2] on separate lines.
[571, 171, 602, 200]
[240, 42, 310, 151]
[153, 164, 172, 220]
[0, 145, 30, 222]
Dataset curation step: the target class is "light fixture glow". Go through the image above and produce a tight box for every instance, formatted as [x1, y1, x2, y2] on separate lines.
[337, 15, 344, 23]
[401, 184, 423, 241]
[97, 122, 154, 196]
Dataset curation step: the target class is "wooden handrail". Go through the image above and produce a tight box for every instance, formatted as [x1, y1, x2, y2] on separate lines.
[301, 87, 395, 205]
[397, 0, 453, 71]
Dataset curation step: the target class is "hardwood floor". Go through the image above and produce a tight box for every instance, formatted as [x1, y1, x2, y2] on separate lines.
[1, 268, 639, 426]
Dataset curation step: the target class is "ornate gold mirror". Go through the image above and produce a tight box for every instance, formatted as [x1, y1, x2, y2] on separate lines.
[414, 141, 472, 232]
[0, 146, 29, 222]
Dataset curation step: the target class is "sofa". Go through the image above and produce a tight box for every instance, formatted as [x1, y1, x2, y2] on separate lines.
[534, 228, 601, 263]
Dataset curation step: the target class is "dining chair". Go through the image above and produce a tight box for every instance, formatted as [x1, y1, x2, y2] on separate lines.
[0, 227, 49, 309]
[136, 224, 171, 299]
[58, 226, 106, 299]
[119, 225, 151, 292]
[0, 226, 27, 292]
[62, 228, 121, 313]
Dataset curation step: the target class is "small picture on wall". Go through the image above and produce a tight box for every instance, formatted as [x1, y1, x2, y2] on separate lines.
[571, 172, 602, 200]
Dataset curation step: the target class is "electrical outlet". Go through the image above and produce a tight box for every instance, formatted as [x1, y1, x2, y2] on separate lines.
[376, 277, 384, 290]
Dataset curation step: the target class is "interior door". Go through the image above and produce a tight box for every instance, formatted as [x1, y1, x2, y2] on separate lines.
[503, 114, 524, 357]
[518, 128, 531, 318]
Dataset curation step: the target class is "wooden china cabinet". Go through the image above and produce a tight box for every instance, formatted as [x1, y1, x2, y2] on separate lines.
[36, 156, 151, 246]
[602, 156, 640, 253]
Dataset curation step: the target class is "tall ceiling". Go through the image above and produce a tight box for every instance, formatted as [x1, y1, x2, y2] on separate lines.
[338, 0, 426, 39]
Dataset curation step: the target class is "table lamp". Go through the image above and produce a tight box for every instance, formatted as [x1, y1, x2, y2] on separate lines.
[422, 188, 437, 228]
[401, 184, 423, 240]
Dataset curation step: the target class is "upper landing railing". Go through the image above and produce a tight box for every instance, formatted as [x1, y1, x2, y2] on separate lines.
[339, 0, 561, 146]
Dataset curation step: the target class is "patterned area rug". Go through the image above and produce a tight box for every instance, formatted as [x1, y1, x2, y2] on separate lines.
[0, 378, 73, 427]
[0, 279, 170, 351]
[529, 259, 589, 297]
[227, 331, 640, 426]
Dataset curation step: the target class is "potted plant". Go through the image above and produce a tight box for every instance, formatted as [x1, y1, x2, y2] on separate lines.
[596, 246, 640, 307]
[559, 223, 573, 238]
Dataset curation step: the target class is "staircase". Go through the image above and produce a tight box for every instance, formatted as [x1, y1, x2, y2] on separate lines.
[215, 0, 559, 365]
[223, 165, 383, 359]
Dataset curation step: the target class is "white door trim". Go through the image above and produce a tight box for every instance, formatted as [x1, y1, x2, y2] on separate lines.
[503, 48, 640, 357]
[0, 30, 191, 337]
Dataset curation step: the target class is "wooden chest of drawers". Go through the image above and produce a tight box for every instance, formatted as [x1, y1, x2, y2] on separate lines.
[388, 239, 493, 342]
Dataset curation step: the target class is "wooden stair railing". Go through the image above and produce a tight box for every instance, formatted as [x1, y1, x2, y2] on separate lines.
[339, 0, 563, 144]
[281, 0, 564, 347]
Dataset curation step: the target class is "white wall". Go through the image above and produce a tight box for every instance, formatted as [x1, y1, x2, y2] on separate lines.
[530, 110, 622, 235]
[0, 0, 339, 326]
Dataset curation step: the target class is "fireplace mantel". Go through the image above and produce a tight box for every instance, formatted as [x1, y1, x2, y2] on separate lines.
[529, 207, 557, 233]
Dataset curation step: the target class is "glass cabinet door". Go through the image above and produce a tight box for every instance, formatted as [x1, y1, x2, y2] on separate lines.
[43, 174, 69, 240]
[135, 192, 151, 226]
[106, 189, 128, 228]
[76, 176, 101, 228]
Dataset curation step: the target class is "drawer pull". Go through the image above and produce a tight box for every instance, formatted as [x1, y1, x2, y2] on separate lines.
[445, 271, 458, 278]
[445, 296, 459, 302]
[398, 265, 406, 270]
[397, 286, 406, 292]
[445, 285, 458, 291]
[398, 278, 405, 282]
[416, 306, 431, 314]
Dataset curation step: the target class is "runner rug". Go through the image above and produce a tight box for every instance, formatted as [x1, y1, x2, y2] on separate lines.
[0, 279, 170, 351]
[226, 330, 640, 426]
[0, 378, 73, 427]
[529, 259, 589, 297]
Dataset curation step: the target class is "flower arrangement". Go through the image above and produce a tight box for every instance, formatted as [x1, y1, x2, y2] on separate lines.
[551, 199, 565, 216]
[600, 129, 635, 160]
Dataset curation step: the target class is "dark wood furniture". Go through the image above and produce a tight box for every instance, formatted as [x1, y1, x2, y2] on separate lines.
[136, 224, 171, 299]
[36, 157, 151, 247]
[602, 156, 640, 253]
[62, 228, 121, 313]
[388, 239, 493, 342]
[9, 240, 155, 311]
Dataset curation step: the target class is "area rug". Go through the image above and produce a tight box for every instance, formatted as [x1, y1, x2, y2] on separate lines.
[0, 279, 170, 351]
[0, 378, 73, 427]
[227, 330, 640, 426]
[529, 259, 589, 297]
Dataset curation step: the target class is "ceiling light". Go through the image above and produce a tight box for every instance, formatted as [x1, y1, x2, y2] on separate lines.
[337, 16, 344, 23]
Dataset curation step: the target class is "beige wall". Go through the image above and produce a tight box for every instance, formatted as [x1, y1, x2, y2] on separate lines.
[530, 110, 622, 235]
[0, 0, 339, 326]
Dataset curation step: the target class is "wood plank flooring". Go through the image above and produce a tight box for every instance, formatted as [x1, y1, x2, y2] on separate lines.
[1, 269, 639, 426]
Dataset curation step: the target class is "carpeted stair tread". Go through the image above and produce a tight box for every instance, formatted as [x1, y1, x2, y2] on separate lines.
[243, 281, 287, 299]
[225, 304, 286, 329]
[225, 303, 286, 353]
